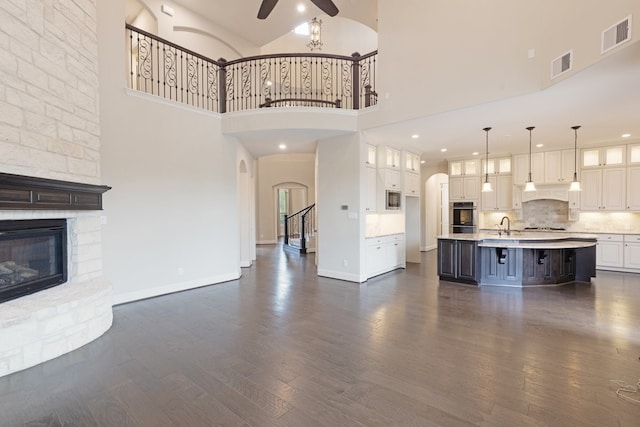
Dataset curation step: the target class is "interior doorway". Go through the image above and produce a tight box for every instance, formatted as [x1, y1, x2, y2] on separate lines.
[275, 184, 307, 237]
[424, 173, 449, 251]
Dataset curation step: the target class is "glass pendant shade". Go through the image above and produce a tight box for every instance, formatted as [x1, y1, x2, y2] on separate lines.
[569, 125, 582, 191]
[524, 179, 536, 192]
[524, 126, 536, 192]
[481, 127, 493, 192]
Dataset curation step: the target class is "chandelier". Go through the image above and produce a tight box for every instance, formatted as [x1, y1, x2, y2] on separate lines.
[308, 17, 323, 51]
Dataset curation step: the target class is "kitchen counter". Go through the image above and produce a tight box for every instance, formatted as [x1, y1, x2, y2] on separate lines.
[437, 233, 596, 287]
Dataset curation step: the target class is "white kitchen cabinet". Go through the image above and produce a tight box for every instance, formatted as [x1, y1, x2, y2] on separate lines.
[596, 234, 624, 269]
[383, 169, 401, 189]
[404, 172, 420, 197]
[449, 159, 480, 176]
[366, 234, 406, 278]
[580, 167, 626, 211]
[404, 151, 421, 173]
[544, 149, 578, 183]
[482, 157, 511, 175]
[513, 153, 544, 186]
[365, 144, 377, 167]
[628, 144, 640, 165]
[365, 167, 377, 212]
[624, 235, 640, 270]
[449, 176, 479, 201]
[626, 166, 640, 211]
[481, 175, 512, 211]
[385, 147, 401, 169]
[582, 146, 625, 168]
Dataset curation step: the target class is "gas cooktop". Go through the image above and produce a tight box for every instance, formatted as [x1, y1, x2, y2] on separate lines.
[524, 227, 566, 231]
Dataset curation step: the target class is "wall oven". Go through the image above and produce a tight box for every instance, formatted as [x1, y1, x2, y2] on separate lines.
[450, 201, 477, 233]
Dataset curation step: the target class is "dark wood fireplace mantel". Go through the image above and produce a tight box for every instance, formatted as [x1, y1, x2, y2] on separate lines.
[0, 172, 111, 210]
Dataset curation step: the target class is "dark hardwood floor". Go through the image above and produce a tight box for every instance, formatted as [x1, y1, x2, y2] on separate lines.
[2, 245, 640, 426]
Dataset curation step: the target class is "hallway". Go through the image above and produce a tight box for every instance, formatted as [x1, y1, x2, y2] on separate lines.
[1, 246, 639, 426]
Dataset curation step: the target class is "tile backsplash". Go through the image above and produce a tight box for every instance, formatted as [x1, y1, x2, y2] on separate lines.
[481, 200, 640, 233]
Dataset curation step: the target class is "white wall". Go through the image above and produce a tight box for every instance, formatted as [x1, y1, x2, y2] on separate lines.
[128, 0, 260, 59]
[374, 0, 640, 127]
[316, 133, 363, 282]
[98, 0, 243, 304]
[261, 16, 378, 56]
[255, 153, 316, 243]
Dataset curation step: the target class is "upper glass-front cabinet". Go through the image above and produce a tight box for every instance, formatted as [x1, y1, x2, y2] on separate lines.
[582, 146, 625, 168]
[365, 144, 376, 167]
[449, 159, 479, 176]
[628, 144, 640, 165]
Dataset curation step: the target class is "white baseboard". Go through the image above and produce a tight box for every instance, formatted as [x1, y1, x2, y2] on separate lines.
[421, 244, 437, 252]
[257, 240, 277, 245]
[113, 272, 241, 305]
[317, 268, 366, 283]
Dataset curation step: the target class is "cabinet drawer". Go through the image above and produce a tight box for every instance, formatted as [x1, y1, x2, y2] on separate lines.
[624, 234, 640, 243]
[597, 234, 623, 242]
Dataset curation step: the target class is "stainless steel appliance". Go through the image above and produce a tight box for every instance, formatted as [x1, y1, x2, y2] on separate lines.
[450, 201, 477, 233]
[386, 189, 401, 210]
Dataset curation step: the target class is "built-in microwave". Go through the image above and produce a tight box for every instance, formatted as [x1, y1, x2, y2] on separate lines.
[386, 189, 402, 210]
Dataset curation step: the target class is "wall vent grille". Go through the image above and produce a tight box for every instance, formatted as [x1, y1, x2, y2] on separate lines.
[602, 16, 632, 54]
[551, 50, 573, 79]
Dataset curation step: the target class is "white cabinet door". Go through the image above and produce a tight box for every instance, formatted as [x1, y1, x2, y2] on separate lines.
[597, 234, 624, 268]
[544, 150, 576, 183]
[513, 153, 544, 185]
[602, 167, 626, 211]
[480, 176, 497, 211]
[385, 148, 400, 168]
[404, 173, 420, 197]
[580, 169, 601, 211]
[384, 169, 401, 189]
[365, 144, 377, 167]
[627, 166, 640, 210]
[624, 235, 640, 270]
[582, 146, 625, 168]
[449, 176, 479, 201]
[481, 175, 513, 211]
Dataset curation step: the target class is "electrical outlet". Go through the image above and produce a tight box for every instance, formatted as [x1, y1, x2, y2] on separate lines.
[177, 267, 184, 276]
[343, 259, 348, 267]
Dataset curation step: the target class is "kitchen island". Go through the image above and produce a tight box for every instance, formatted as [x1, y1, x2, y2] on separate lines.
[437, 232, 597, 286]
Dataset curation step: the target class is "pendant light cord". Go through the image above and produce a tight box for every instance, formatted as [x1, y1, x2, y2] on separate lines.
[483, 127, 491, 183]
[526, 126, 535, 181]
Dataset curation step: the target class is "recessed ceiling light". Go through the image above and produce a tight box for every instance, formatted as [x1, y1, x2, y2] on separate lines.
[440, 148, 447, 152]
[420, 160, 426, 164]
[297, 3, 306, 13]
[536, 143, 544, 148]
[621, 133, 631, 138]
[279, 143, 287, 150]
[472, 151, 479, 156]
[411, 134, 420, 139]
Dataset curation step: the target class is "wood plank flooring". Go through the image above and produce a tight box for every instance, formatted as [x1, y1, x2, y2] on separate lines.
[2, 245, 640, 426]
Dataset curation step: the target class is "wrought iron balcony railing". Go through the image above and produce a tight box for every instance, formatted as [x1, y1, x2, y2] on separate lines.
[126, 24, 377, 114]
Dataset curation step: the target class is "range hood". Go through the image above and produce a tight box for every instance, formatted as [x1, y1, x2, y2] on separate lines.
[519, 184, 571, 202]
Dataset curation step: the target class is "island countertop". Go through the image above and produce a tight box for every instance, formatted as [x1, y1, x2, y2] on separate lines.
[438, 232, 597, 249]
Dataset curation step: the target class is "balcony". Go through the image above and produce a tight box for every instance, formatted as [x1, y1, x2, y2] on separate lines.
[126, 24, 377, 114]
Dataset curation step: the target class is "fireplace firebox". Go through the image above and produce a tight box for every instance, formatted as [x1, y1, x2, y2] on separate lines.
[0, 219, 67, 304]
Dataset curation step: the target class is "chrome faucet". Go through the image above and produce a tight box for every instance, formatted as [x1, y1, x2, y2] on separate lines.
[500, 216, 511, 236]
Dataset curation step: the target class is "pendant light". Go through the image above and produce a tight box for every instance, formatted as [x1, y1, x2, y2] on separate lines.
[482, 127, 493, 192]
[524, 126, 536, 192]
[569, 125, 582, 191]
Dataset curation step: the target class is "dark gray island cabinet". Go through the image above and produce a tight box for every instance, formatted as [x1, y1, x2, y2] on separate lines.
[437, 233, 597, 287]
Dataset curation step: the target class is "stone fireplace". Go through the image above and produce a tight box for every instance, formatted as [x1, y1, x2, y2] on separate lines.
[0, 174, 112, 378]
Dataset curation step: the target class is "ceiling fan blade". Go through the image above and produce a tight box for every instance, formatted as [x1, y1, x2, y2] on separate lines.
[309, 0, 339, 16]
[257, 0, 279, 19]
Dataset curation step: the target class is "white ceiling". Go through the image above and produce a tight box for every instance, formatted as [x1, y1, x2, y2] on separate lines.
[168, 1, 640, 162]
[172, 0, 377, 46]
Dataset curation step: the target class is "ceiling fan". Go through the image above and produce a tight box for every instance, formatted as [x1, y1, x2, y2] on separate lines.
[257, 0, 339, 19]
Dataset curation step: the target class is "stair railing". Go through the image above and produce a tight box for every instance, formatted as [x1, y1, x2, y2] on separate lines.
[284, 204, 316, 252]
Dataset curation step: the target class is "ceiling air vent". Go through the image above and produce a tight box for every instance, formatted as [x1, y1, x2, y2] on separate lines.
[551, 50, 572, 79]
[602, 15, 632, 54]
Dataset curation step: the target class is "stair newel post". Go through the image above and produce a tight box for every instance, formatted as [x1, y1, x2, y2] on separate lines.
[217, 57, 227, 113]
[283, 213, 289, 245]
[300, 213, 307, 252]
[351, 52, 361, 110]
